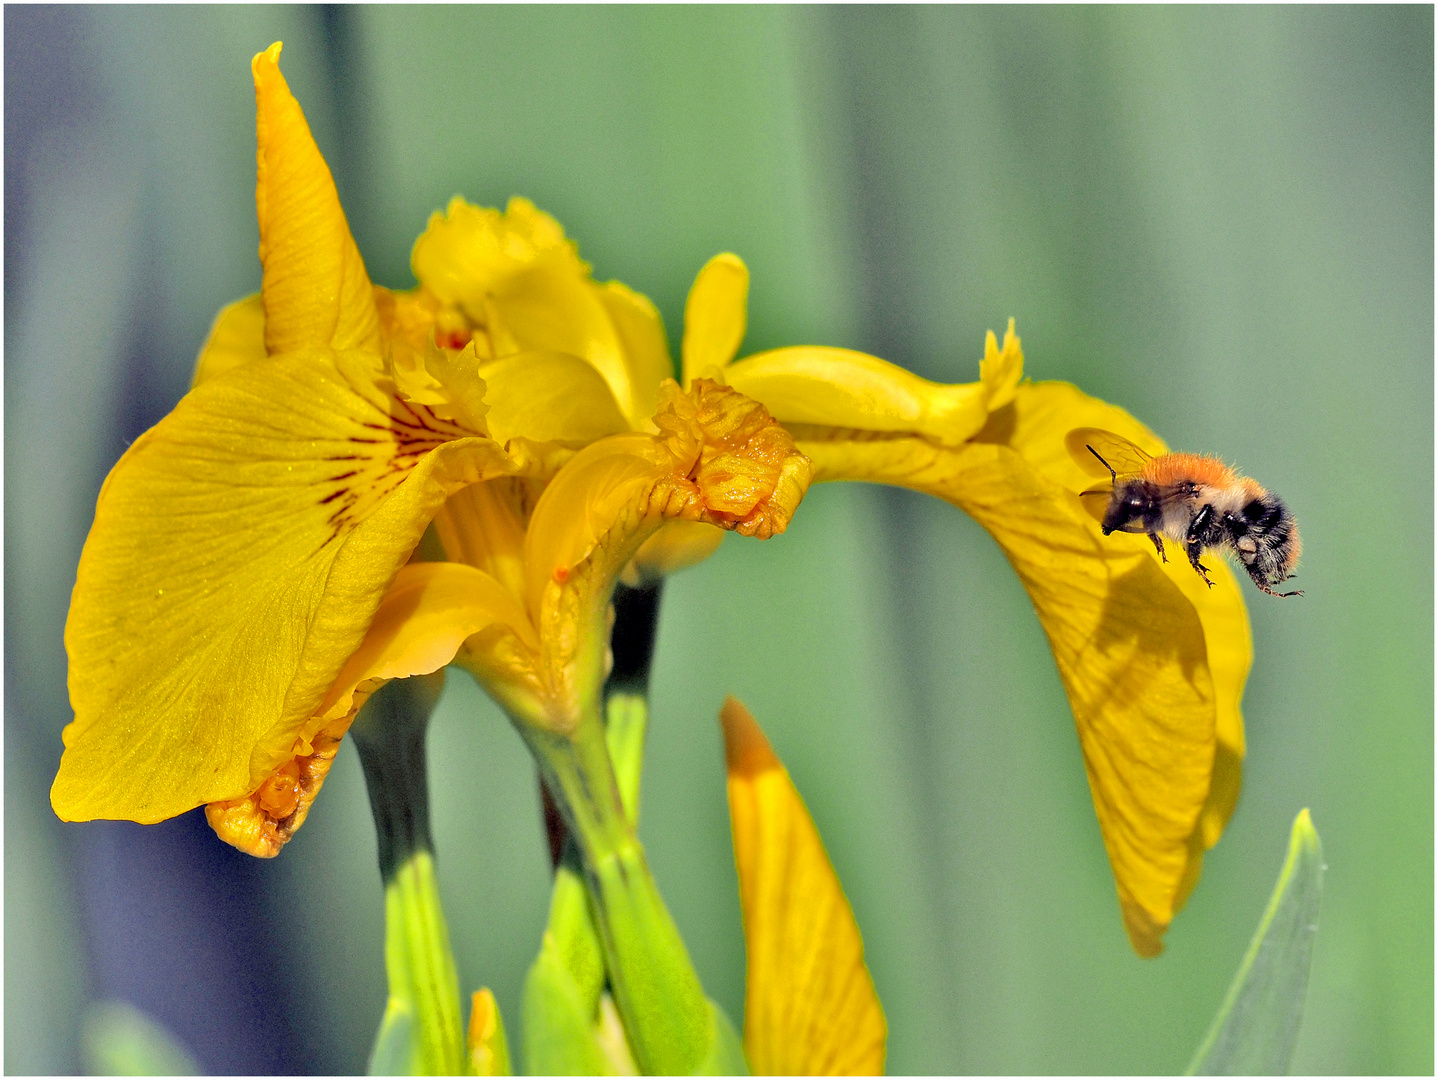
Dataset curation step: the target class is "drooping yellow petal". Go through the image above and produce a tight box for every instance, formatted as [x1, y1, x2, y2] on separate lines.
[252, 43, 379, 355]
[794, 371, 1250, 956]
[193, 293, 266, 386]
[725, 321, 1023, 448]
[681, 253, 749, 386]
[720, 697, 886, 1076]
[206, 560, 537, 857]
[990, 380, 1251, 936]
[54, 350, 513, 825]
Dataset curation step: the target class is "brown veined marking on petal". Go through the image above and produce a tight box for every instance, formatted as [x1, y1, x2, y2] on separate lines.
[205, 700, 365, 857]
[314, 395, 480, 551]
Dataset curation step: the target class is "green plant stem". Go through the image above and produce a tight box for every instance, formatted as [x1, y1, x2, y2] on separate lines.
[521, 713, 710, 1076]
[353, 676, 466, 1076]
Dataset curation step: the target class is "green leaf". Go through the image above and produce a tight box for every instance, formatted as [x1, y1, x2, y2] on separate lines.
[522, 862, 616, 1075]
[695, 999, 750, 1076]
[81, 1000, 200, 1076]
[1187, 808, 1325, 1075]
[372, 851, 467, 1075]
[368, 1000, 417, 1077]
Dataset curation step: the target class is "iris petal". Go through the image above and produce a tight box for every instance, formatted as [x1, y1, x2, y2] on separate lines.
[477, 351, 630, 447]
[54, 351, 513, 824]
[596, 280, 675, 428]
[252, 43, 379, 356]
[725, 322, 1021, 447]
[795, 373, 1251, 955]
[488, 380, 810, 732]
[193, 293, 265, 386]
[722, 697, 886, 1076]
[721, 309, 1247, 956]
[681, 253, 749, 385]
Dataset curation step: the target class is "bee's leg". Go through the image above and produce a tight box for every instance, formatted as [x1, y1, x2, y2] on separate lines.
[1186, 540, 1215, 587]
[1148, 532, 1167, 562]
[1182, 505, 1216, 587]
[1256, 582, 1304, 598]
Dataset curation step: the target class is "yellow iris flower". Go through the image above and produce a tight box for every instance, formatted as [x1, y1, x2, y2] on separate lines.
[51, 45, 808, 864]
[51, 38, 1249, 963]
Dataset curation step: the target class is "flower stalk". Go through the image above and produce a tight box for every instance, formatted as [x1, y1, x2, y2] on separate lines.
[520, 711, 716, 1075]
[352, 675, 466, 1076]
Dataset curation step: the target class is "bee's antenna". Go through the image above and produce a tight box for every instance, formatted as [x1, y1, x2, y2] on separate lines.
[1086, 444, 1117, 483]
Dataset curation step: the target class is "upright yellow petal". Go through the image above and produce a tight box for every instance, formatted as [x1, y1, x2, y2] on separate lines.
[681, 253, 749, 386]
[252, 43, 379, 355]
[411, 196, 588, 312]
[596, 279, 676, 428]
[55, 351, 512, 825]
[410, 196, 660, 424]
[721, 697, 886, 1076]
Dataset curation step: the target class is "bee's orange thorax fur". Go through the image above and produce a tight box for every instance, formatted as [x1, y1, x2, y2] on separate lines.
[1141, 453, 1236, 490]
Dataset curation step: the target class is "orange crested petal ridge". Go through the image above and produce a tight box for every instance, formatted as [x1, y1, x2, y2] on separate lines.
[205, 711, 354, 858]
[721, 697, 887, 1076]
[652, 378, 811, 540]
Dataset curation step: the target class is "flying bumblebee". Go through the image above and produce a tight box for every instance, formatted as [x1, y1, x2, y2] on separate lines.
[1066, 427, 1302, 597]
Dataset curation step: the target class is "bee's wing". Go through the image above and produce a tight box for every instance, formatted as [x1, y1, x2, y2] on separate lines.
[1065, 427, 1154, 479]
[1076, 486, 1113, 524]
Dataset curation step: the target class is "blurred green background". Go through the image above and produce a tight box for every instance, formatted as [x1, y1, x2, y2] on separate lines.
[5, 5, 1431, 1074]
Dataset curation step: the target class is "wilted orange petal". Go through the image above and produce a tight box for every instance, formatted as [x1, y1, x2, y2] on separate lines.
[205, 712, 350, 858]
